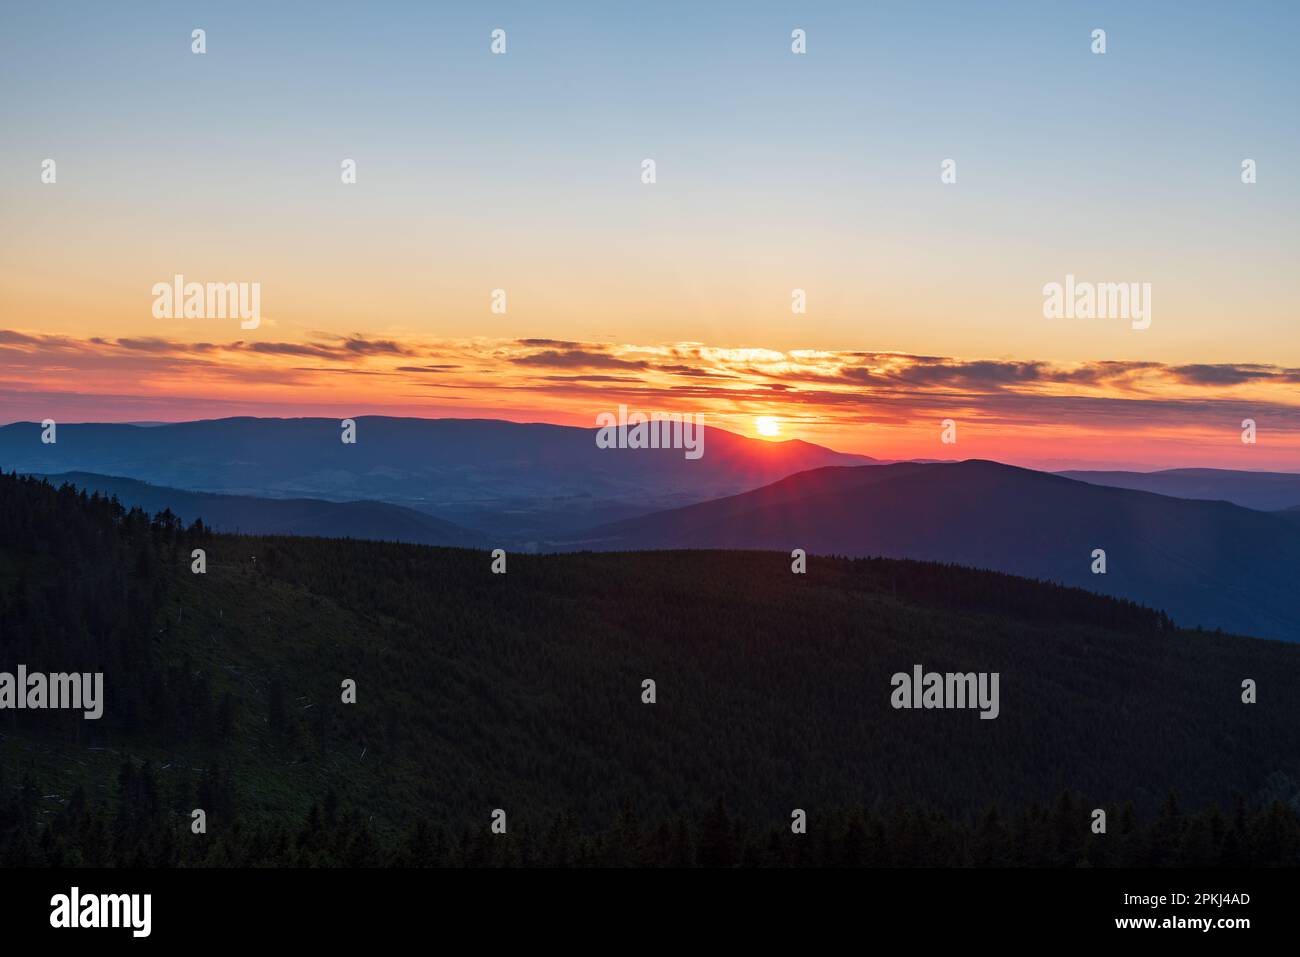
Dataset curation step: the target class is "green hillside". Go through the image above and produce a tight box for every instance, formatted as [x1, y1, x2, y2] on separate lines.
[3, 472, 1299, 866]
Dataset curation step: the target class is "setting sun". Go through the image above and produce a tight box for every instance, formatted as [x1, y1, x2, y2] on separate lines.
[755, 416, 781, 438]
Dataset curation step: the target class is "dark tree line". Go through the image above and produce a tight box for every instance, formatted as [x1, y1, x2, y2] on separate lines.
[3, 760, 1297, 867]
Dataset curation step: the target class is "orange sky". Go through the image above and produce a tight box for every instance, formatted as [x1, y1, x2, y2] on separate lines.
[3, 5, 1298, 471]
[3, 328, 1299, 470]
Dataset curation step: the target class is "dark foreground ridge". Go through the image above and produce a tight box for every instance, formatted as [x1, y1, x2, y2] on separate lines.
[2, 471, 1298, 866]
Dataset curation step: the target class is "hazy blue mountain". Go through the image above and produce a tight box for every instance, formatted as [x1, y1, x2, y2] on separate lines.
[1058, 467, 1300, 511]
[36, 471, 483, 547]
[0, 417, 873, 539]
[581, 460, 1300, 642]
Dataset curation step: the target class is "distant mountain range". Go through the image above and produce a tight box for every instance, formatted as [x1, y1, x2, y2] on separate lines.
[581, 460, 1300, 642]
[1058, 468, 1300, 511]
[34, 472, 483, 547]
[0, 416, 873, 540]
[8, 417, 1300, 641]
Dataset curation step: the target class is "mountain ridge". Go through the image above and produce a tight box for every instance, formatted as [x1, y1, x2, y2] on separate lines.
[31, 471, 484, 547]
[0, 416, 873, 539]
[1059, 467, 1300, 511]
[579, 459, 1300, 641]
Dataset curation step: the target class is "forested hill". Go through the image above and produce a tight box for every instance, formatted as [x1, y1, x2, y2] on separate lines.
[3, 471, 1300, 867]
[582, 459, 1300, 642]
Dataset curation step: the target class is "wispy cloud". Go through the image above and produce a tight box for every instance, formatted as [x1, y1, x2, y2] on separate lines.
[510, 348, 650, 370]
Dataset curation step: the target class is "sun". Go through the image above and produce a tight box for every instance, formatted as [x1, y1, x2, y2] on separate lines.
[755, 416, 781, 438]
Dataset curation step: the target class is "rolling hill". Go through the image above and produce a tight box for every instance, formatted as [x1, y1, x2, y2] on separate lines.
[581, 460, 1300, 642]
[3, 470, 1299, 867]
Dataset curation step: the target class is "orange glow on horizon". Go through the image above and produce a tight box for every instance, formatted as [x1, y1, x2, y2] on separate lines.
[3, 327, 1300, 471]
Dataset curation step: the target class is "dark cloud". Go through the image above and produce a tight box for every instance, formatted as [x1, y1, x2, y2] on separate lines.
[2, 330, 77, 349]
[511, 349, 650, 370]
[654, 364, 738, 378]
[290, 367, 395, 376]
[841, 359, 1045, 388]
[340, 335, 412, 356]
[516, 338, 587, 348]
[242, 341, 340, 358]
[113, 337, 177, 352]
[539, 374, 643, 383]
[1169, 363, 1300, 386]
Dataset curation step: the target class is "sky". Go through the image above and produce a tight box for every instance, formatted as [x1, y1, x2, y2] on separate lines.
[2, 1, 1298, 469]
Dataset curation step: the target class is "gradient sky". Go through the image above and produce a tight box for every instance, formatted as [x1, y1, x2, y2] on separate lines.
[2, 1, 1298, 469]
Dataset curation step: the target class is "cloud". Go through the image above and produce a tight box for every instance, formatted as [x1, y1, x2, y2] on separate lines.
[242, 341, 343, 358]
[515, 338, 586, 348]
[538, 374, 643, 383]
[340, 335, 413, 356]
[1169, 363, 1300, 386]
[510, 349, 650, 370]
[291, 367, 395, 376]
[0, 330, 45, 345]
[654, 363, 739, 379]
